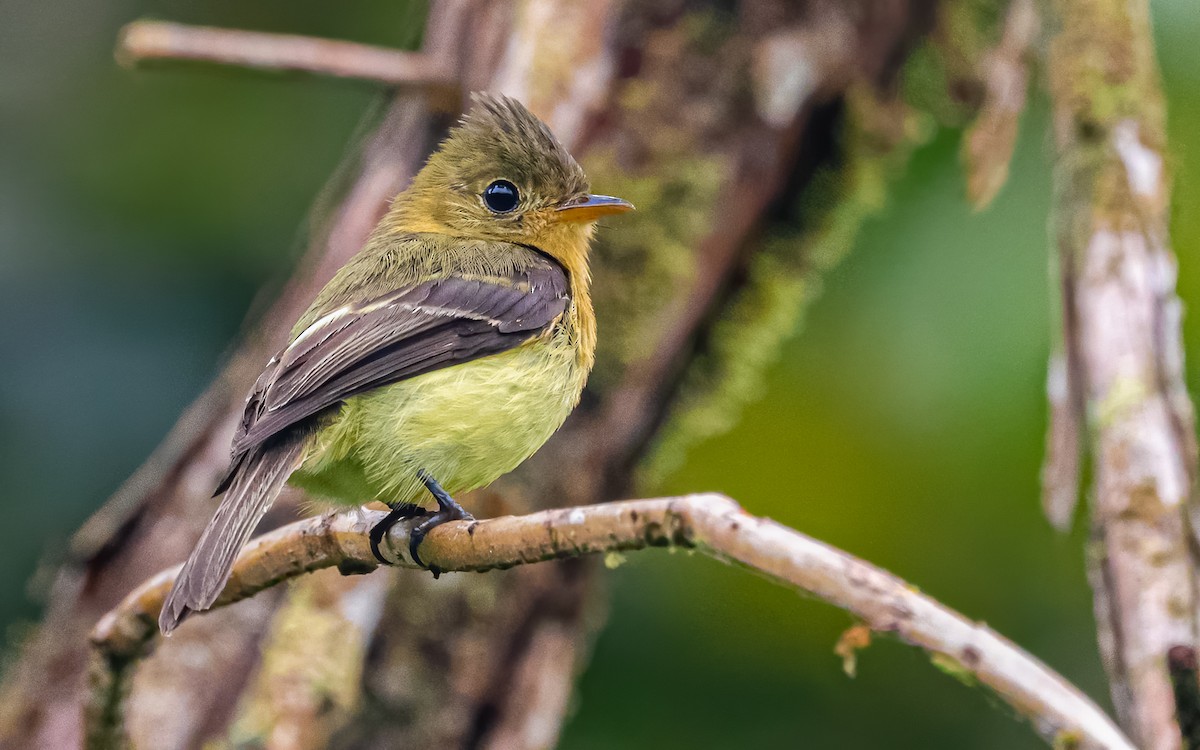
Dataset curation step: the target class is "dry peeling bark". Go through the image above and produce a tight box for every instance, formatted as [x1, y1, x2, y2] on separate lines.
[1045, 0, 1200, 747]
[0, 2, 992, 749]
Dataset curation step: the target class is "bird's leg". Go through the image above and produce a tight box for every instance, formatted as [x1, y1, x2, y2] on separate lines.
[369, 501, 427, 565]
[410, 469, 474, 577]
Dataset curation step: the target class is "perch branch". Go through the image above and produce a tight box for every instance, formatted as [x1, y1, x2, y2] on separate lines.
[115, 20, 457, 91]
[88, 494, 1134, 750]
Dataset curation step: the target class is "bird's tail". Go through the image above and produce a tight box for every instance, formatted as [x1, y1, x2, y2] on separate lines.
[158, 435, 307, 635]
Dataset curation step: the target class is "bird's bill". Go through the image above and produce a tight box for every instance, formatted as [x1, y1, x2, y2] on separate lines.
[555, 194, 634, 223]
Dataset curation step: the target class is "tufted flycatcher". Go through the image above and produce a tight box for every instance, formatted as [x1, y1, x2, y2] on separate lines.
[159, 93, 632, 634]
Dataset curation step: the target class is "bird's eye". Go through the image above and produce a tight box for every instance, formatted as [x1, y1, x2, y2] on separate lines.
[482, 180, 520, 214]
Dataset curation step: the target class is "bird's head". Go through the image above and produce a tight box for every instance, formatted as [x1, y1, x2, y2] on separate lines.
[386, 93, 632, 273]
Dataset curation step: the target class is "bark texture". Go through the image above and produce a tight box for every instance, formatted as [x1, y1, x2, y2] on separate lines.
[87, 497, 1136, 750]
[0, 1, 1027, 749]
[1044, 0, 1200, 747]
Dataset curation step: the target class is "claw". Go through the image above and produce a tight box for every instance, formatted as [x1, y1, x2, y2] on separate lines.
[368, 503, 427, 564]
[410, 470, 474, 575]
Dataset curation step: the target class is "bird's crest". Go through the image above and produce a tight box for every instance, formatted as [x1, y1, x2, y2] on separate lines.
[433, 92, 588, 200]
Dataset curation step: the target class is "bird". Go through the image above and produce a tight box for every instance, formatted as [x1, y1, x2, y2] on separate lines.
[158, 93, 632, 634]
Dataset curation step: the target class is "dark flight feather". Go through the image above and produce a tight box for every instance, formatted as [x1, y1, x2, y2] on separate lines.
[159, 431, 308, 633]
[229, 261, 569, 469]
[162, 255, 569, 634]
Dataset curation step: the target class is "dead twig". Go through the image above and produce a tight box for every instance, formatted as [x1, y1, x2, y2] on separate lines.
[87, 494, 1134, 750]
[115, 20, 457, 92]
[962, 0, 1039, 210]
[1041, 348, 1085, 530]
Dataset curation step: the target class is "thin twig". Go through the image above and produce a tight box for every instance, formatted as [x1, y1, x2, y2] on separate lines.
[1041, 348, 1084, 530]
[87, 494, 1134, 750]
[115, 20, 457, 91]
[962, 0, 1038, 210]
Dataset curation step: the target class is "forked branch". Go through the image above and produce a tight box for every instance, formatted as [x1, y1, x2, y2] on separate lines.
[87, 494, 1133, 750]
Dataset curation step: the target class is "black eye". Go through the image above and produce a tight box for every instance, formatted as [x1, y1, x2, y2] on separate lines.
[482, 180, 520, 214]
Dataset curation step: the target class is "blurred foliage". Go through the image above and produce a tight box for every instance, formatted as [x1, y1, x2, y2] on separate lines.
[0, 1, 1197, 748]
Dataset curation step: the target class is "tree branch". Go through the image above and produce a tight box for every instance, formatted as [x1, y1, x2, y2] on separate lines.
[115, 20, 457, 92]
[1045, 0, 1200, 745]
[4, 4, 999, 748]
[87, 494, 1134, 750]
[962, 0, 1038, 210]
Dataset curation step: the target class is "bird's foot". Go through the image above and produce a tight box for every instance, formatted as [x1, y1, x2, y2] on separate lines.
[369, 502, 427, 565]
[412, 470, 474, 577]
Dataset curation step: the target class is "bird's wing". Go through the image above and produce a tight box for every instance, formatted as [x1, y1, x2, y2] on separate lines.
[217, 258, 569, 490]
[166, 259, 569, 632]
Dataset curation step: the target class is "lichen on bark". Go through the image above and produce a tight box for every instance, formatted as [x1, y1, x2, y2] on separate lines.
[221, 572, 375, 749]
[638, 0, 1045, 484]
[1044, 0, 1199, 745]
[641, 86, 929, 483]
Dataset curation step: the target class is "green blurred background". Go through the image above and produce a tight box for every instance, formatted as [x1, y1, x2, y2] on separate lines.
[1, 1, 1197, 747]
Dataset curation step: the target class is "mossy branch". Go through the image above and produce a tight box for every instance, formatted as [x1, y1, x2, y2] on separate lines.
[1043, 0, 1199, 745]
[87, 495, 1133, 750]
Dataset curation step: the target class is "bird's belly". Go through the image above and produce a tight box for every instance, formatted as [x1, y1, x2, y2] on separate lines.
[291, 340, 584, 506]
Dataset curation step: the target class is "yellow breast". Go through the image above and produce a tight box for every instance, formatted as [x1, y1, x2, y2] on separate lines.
[291, 330, 586, 508]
